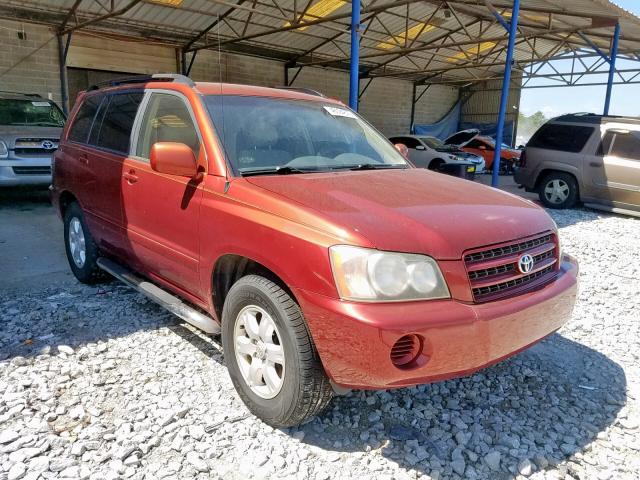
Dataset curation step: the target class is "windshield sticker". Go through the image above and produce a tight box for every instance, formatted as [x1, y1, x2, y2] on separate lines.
[323, 106, 357, 119]
[31, 101, 51, 107]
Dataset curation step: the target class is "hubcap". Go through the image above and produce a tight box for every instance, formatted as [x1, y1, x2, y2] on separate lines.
[68, 217, 86, 268]
[544, 179, 570, 204]
[233, 305, 285, 399]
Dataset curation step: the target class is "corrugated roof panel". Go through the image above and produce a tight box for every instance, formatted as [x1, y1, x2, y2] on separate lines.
[0, 0, 638, 83]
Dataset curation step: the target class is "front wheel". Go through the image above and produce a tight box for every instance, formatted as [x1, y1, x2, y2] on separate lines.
[538, 172, 579, 209]
[428, 159, 445, 171]
[222, 275, 333, 427]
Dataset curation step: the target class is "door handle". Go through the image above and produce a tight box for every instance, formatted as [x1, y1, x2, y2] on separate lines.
[123, 170, 138, 184]
[79, 153, 89, 165]
[589, 162, 603, 168]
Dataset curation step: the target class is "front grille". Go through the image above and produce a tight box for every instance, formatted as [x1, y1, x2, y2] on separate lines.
[12, 166, 51, 175]
[13, 138, 58, 157]
[465, 233, 558, 303]
[465, 234, 553, 263]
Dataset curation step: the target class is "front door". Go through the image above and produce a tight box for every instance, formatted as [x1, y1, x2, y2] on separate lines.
[591, 128, 640, 207]
[121, 91, 204, 297]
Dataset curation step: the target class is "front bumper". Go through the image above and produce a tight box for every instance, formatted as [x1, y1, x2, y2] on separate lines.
[0, 158, 52, 186]
[296, 254, 578, 389]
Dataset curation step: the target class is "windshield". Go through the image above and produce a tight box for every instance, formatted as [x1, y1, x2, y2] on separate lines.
[204, 95, 408, 175]
[0, 99, 65, 127]
[420, 136, 444, 149]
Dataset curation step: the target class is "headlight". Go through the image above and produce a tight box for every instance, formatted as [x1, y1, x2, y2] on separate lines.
[329, 245, 450, 301]
[0, 141, 8, 159]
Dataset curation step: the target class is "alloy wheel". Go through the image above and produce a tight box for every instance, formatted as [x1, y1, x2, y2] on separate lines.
[544, 179, 570, 204]
[233, 305, 286, 399]
[68, 217, 86, 268]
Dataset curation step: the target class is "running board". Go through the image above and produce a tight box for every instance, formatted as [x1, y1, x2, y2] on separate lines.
[583, 203, 640, 218]
[97, 257, 221, 335]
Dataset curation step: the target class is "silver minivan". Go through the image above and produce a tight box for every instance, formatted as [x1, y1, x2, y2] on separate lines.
[515, 113, 640, 217]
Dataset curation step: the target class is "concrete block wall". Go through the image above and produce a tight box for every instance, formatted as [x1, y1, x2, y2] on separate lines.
[0, 19, 61, 104]
[461, 76, 523, 137]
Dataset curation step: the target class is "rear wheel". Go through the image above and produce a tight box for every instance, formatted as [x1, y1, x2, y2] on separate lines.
[63, 202, 102, 283]
[538, 172, 578, 209]
[222, 275, 333, 427]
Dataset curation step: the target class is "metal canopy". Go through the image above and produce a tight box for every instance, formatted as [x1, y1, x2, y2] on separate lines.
[2, 0, 640, 87]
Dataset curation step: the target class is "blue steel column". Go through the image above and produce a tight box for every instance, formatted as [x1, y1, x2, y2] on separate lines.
[604, 22, 620, 116]
[491, 0, 520, 188]
[349, 0, 361, 111]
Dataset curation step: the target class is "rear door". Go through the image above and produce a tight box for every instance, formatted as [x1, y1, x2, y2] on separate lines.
[121, 90, 204, 296]
[592, 128, 640, 207]
[87, 91, 144, 253]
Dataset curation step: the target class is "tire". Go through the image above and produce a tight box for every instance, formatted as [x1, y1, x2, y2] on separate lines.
[63, 202, 102, 283]
[498, 158, 513, 176]
[222, 275, 333, 427]
[538, 172, 579, 209]
[428, 159, 445, 171]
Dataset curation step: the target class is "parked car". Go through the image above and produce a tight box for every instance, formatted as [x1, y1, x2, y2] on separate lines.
[51, 74, 578, 427]
[444, 129, 521, 174]
[0, 91, 65, 186]
[389, 134, 485, 173]
[515, 113, 640, 215]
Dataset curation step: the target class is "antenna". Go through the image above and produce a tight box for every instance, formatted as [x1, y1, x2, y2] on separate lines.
[216, 14, 230, 186]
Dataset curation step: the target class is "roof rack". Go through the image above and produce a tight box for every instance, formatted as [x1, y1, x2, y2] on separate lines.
[88, 73, 195, 90]
[275, 86, 325, 97]
[0, 90, 42, 98]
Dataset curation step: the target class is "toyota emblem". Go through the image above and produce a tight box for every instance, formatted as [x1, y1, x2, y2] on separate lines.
[518, 254, 535, 274]
[42, 140, 54, 150]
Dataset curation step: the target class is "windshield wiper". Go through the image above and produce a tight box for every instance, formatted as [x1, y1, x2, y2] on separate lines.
[343, 163, 408, 171]
[240, 166, 320, 177]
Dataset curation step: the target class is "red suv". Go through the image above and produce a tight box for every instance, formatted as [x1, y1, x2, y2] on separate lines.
[51, 74, 578, 427]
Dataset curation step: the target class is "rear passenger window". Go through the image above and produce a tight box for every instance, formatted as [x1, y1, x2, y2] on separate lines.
[93, 92, 143, 153]
[601, 131, 640, 160]
[528, 124, 594, 153]
[68, 95, 102, 143]
[136, 93, 200, 159]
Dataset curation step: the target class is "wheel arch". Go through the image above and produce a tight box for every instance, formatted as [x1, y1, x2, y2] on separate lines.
[58, 190, 79, 217]
[211, 254, 298, 322]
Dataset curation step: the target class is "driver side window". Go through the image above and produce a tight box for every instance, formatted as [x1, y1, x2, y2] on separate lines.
[136, 93, 200, 160]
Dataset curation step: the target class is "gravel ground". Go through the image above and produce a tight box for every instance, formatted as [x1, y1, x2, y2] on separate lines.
[1, 207, 639, 480]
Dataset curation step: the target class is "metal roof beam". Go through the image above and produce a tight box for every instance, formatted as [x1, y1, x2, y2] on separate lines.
[187, 0, 425, 52]
[183, 0, 246, 50]
[60, 0, 144, 35]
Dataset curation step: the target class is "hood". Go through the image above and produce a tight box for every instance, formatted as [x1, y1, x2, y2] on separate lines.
[444, 129, 479, 147]
[245, 169, 554, 259]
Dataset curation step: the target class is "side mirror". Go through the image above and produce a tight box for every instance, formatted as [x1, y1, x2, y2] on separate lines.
[150, 142, 198, 177]
[394, 143, 409, 159]
[415, 145, 426, 151]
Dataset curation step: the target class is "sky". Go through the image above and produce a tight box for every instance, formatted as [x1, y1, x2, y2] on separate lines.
[519, 0, 639, 119]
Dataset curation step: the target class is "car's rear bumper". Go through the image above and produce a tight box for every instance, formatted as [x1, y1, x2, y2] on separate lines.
[514, 166, 536, 190]
[295, 254, 578, 389]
